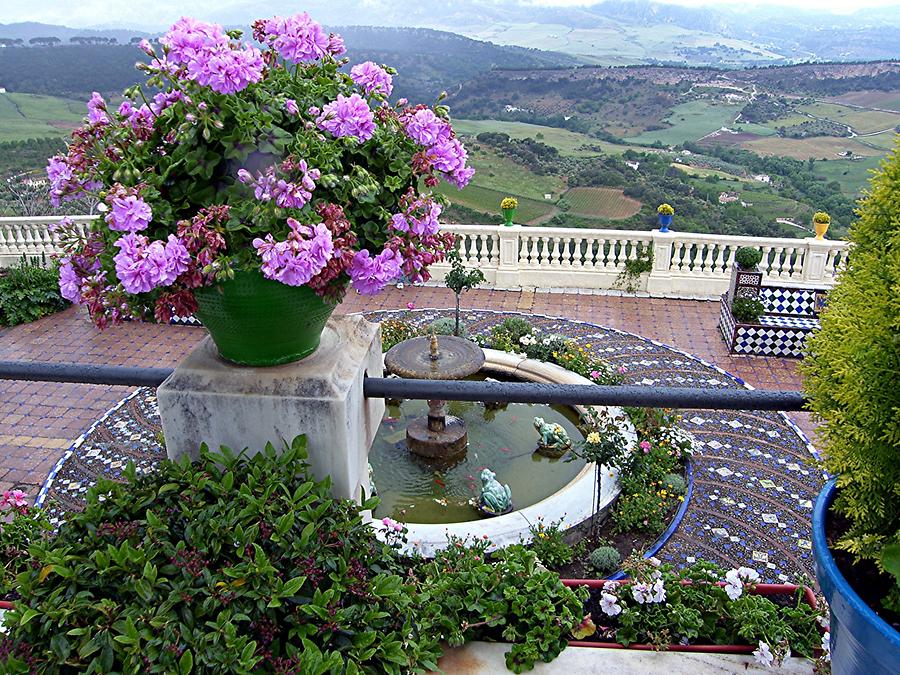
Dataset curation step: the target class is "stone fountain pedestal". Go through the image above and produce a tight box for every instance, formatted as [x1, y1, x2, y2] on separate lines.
[157, 315, 384, 502]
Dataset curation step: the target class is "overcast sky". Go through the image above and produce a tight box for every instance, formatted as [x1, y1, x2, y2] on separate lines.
[2, 0, 898, 28]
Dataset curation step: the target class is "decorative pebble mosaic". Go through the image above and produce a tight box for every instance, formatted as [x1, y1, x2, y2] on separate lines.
[37, 309, 824, 583]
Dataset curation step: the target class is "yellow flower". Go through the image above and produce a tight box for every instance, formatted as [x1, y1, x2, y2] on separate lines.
[678, 496, 685, 502]
[586, 343, 592, 348]
[587, 432, 601, 444]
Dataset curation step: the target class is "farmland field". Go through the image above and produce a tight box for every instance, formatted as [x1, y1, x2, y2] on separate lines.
[436, 183, 554, 223]
[828, 91, 900, 111]
[741, 136, 882, 160]
[670, 163, 745, 181]
[797, 102, 900, 134]
[465, 144, 566, 200]
[625, 100, 776, 147]
[812, 156, 884, 195]
[854, 131, 899, 151]
[0, 93, 83, 142]
[453, 119, 623, 156]
[562, 187, 642, 219]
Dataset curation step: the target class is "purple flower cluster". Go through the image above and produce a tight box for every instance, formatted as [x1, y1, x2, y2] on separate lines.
[402, 108, 473, 188]
[253, 219, 334, 286]
[161, 18, 264, 94]
[58, 258, 84, 303]
[105, 193, 153, 232]
[257, 13, 344, 63]
[46, 156, 76, 207]
[316, 94, 376, 143]
[117, 101, 154, 137]
[237, 161, 320, 209]
[113, 233, 190, 294]
[284, 98, 299, 116]
[426, 137, 475, 189]
[87, 92, 109, 125]
[350, 61, 393, 98]
[349, 248, 404, 295]
[150, 90, 187, 115]
[390, 195, 441, 236]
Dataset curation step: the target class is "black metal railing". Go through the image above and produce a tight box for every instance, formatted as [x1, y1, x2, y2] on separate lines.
[0, 360, 807, 411]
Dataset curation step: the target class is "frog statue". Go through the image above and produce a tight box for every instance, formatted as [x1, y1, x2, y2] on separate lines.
[533, 416, 572, 457]
[479, 468, 512, 514]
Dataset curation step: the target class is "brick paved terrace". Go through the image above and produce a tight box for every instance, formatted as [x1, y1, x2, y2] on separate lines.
[0, 288, 816, 500]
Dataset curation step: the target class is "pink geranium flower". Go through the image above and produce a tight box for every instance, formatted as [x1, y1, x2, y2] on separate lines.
[1, 489, 28, 508]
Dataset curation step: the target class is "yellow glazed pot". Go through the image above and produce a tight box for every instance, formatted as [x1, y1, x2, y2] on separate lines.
[814, 220, 829, 239]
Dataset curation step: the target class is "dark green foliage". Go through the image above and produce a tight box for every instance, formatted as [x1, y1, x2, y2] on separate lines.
[0, 256, 68, 326]
[588, 546, 621, 575]
[417, 537, 588, 673]
[1, 438, 441, 674]
[0, 501, 50, 597]
[429, 316, 467, 337]
[525, 519, 580, 569]
[731, 297, 766, 324]
[801, 141, 900, 609]
[734, 246, 763, 270]
[615, 243, 653, 293]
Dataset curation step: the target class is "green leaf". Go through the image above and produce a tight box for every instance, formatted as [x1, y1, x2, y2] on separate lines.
[179, 648, 194, 674]
[18, 608, 39, 626]
[883, 543, 900, 582]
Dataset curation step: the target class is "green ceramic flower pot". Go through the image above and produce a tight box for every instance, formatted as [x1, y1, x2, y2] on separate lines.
[192, 270, 338, 366]
[502, 207, 516, 226]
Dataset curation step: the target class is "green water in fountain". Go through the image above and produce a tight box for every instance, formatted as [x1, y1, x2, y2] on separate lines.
[370, 378, 586, 523]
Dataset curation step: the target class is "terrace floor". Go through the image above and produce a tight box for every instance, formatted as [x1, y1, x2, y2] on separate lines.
[0, 288, 821, 579]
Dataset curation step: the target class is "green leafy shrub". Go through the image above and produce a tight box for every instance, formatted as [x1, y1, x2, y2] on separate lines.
[525, 519, 580, 569]
[0, 490, 50, 597]
[430, 316, 467, 338]
[801, 143, 900, 611]
[588, 546, 621, 575]
[734, 246, 763, 270]
[417, 537, 588, 673]
[614, 243, 653, 293]
[662, 472, 687, 496]
[0, 256, 68, 327]
[731, 297, 765, 324]
[2, 438, 441, 674]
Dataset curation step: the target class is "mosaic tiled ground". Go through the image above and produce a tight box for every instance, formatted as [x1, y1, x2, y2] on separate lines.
[37, 309, 823, 584]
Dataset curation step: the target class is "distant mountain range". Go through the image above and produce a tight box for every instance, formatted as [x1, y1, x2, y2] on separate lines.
[6, 1, 900, 65]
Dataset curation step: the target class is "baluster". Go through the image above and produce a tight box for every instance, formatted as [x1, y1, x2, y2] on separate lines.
[562, 237, 574, 267]
[0, 222, 9, 256]
[672, 241, 685, 272]
[759, 246, 773, 277]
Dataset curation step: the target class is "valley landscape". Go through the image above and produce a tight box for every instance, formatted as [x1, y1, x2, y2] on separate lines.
[3, 0, 900, 239]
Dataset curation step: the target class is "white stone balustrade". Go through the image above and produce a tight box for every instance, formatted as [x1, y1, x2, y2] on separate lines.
[0, 216, 849, 298]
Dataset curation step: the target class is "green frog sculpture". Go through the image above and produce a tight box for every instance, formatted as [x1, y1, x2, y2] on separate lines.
[478, 468, 513, 515]
[533, 416, 572, 458]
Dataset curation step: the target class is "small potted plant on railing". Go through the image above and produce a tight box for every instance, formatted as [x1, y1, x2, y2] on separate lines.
[46, 13, 472, 366]
[500, 197, 518, 227]
[727, 246, 764, 306]
[802, 146, 900, 674]
[812, 211, 831, 240]
[734, 246, 763, 271]
[656, 203, 674, 232]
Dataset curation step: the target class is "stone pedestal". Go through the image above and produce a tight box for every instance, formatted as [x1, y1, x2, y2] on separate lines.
[157, 315, 384, 502]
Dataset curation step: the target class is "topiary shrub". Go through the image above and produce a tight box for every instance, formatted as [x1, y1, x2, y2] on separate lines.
[801, 143, 900, 611]
[589, 546, 622, 575]
[662, 472, 687, 496]
[430, 316, 467, 338]
[1, 438, 441, 673]
[731, 297, 765, 324]
[734, 246, 763, 270]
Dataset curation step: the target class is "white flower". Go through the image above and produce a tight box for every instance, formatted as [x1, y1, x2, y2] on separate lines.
[753, 640, 774, 668]
[821, 631, 831, 661]
[603, 581, 618, 593]
[586, 432, 602, 444]
[724, 569, 743, 600]
[648, 556, 661, 567]
[737, 567, 760, 583]
[651, 578, 666, 603]
[631, 582, 651, 604]
[600, 592, 622, 616]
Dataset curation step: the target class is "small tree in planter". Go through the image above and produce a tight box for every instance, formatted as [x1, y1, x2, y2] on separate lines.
[728, 246, 764, 306]
[802, 145, 900, 673]
[444, 250, 484, 337]
[734, 246, 763, 271]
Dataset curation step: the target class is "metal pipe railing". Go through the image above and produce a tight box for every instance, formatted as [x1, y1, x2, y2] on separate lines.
[0, 361, 807, 411]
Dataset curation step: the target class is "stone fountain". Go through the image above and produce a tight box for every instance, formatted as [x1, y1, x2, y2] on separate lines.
[383, 333, 485, 460]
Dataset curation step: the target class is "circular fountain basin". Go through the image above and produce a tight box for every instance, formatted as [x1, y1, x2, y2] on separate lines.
[371, 349, 637, 557]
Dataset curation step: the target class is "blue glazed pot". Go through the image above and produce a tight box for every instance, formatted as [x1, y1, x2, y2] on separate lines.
[658, 214, 673, 232]
[813, 479, 900, 674]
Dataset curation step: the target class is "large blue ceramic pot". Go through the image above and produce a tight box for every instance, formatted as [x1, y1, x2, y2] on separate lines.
[658, 214, 673, 233]
[813, 479, 900, 674]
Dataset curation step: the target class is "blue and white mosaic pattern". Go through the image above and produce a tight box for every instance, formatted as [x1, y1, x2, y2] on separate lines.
[39, 309, 823, 583]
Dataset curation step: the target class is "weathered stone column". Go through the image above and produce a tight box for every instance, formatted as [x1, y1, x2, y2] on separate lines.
[157, 315, 384, 502]
[645, 229, 675, 296]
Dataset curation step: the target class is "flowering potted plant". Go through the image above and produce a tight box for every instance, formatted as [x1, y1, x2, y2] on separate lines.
[500, 197, 518, 226]
[48, 13, 472, 365]
[812, 211, 831, 239]
[563, 558, 824, 666]
[0, 489, 49, 621]
[656, 203, 674, 232]
[803, 149, 900, 673]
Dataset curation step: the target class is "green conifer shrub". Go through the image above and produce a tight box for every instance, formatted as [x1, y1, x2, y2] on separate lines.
[801, 143, 900, 610]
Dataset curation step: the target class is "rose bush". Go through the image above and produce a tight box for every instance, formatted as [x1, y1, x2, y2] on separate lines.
[48, 13, 472, 326]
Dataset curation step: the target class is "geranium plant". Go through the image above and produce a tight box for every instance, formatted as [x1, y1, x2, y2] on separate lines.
[48, 13, 472, 326]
